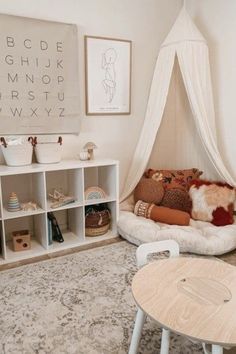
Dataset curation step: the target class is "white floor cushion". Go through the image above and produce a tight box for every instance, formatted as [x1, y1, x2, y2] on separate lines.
[118, 211, 236, 255]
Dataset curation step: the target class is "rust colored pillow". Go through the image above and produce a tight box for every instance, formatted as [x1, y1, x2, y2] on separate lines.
[145, 168, 203, 191]
[134, 178, 164, 204]
[134, 200, 190, 226]
[189, 180, 235, 226]
[161, 188, 192, 213]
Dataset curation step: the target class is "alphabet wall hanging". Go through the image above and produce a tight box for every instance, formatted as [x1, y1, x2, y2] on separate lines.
[0, 13, 79, 134]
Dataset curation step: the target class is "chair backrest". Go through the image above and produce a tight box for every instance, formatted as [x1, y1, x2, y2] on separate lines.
[136, 240, 180, 267]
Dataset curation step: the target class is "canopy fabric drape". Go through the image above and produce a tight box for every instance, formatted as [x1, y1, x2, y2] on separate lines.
[121, 7, 235, 202]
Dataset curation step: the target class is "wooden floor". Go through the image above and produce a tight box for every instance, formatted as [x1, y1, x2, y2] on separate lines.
[0, 236, 123, 271]
[218, 248, 236, 266]
[2, 236, 236, 271]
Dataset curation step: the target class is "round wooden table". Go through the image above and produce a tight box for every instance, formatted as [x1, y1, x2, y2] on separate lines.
[132, 257, 236, 353]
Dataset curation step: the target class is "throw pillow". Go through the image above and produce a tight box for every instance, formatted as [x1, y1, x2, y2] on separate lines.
[161, 188, 192, 213]
[189, 180, 235, 226]
[134, 200, 190, 226]
[145, 168, 203, 191]
[134, 178, 165, 204]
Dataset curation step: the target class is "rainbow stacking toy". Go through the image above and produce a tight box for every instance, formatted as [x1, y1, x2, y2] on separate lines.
[7, 192, 21, 212]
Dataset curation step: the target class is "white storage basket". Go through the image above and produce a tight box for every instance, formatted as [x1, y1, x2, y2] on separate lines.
[34, 136, 62, 164]
[0, 137, 33, 166]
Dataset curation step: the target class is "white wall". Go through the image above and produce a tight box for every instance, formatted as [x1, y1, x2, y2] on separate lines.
[0, 0, 235, 191]
[186, 0, 236, 180]
[0, 0, 181, 191]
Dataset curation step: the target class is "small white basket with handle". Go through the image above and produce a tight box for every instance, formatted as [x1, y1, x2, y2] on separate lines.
[0, 137, 33, 167]
[33, 136, 62, 164]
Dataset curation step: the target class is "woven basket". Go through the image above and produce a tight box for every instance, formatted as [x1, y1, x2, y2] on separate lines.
[0, 137, 33, 166]
[85, 208, 111, 237]
[34, 137, 62, 164]
[85, 224, 110, 237]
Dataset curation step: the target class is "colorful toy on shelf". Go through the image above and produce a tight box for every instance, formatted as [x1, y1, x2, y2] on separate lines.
[48, 189, 75, 209]
[84, 186, 107, 200]
[7, 192, 21, 212]
[12, 230, 31, 251]
[21, 201, 39, 211]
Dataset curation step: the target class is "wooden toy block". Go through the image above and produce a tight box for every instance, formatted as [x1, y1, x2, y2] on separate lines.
[12, 230, 31, 251]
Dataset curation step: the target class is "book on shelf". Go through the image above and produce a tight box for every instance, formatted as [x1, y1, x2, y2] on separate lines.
[47, 212, 64, 244]
[48, 219, 53, 246]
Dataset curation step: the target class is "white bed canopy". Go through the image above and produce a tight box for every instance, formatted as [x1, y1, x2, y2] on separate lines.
[121, 7, 236, 202]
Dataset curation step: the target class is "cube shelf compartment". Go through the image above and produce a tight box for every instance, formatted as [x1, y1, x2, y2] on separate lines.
[4, 214, 47, 262]
[47, 207, 84, 250]
[0, 159, 119, 265]
[1, 172, 46, 219]
[46, 168, 84, 211]
[84, 200, 117, 241]
[84, 165, 117, 204]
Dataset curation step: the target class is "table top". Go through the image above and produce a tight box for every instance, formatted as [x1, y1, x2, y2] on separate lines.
[132, 257, 236, 346]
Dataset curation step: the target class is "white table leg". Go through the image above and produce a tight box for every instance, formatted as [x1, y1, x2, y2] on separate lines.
[202, 343, 211, 354]
[212, 345, 223, 354]
[128, 308, 146, 354]
[160, 328, 170, 354]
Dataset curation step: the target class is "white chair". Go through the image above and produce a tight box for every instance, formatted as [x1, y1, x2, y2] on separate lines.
[128, 240, 180, 354]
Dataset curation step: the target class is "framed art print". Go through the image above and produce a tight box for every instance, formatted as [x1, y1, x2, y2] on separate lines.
[0, 13, 79, 134]
[85, 36, 132, 115]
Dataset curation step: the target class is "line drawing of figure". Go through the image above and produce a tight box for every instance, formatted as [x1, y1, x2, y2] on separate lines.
[101, 48, 117, 103]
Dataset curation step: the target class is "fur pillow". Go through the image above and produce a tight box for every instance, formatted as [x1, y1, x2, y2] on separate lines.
[145, 168, 203, 191]
[134, 178, 164, 204]
[189, 180, 235, 226]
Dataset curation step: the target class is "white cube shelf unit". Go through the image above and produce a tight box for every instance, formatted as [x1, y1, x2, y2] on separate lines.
[0, 159, 119, 264]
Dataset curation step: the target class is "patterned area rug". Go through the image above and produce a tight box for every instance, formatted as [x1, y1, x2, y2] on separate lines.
[0, 241, 212, 354]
